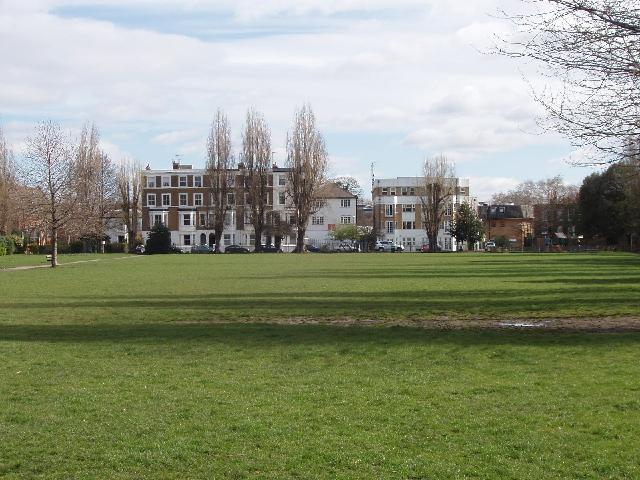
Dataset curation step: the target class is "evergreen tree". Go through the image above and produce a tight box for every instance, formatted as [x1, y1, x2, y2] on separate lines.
[145, 222, 171, 254]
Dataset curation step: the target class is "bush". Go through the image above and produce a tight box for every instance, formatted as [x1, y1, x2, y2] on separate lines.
[0, 244, 6, 256]
[0, 236, 15, 255]
[107, 242, 128, 254]
[69, 241, 84, 254]
[28, 243, 39, 254]
[145, 223, 171, 254]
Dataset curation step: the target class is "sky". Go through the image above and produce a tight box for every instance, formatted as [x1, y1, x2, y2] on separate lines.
[0, 0, 604, 201]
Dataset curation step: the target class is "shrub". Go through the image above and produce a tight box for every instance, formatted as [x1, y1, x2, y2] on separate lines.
[28, 243, 39, 254]
[9, 234, 24, 253]
[108, 242, 127, 254]
[0, 236, 15, 255]
[0, 244, 5, 256]
[70, 241, 84, 254]
[145, 223, 171, 254]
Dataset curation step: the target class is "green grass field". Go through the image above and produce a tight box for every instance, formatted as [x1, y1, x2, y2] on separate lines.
[1, 252, 639, 479]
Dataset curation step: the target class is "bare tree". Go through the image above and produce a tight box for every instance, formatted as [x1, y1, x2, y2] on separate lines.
[285, 104, 330, 252]
[491, 175, 579, 205]
[206, 109, 235, 253]
[22, 120, 76, 267]
[495, 0, 640, 163]
[264, 210, 294, 251]
[73, 122, 118, 250]
[0, 124, 17, 235]
[331, 175, 365, 200]
[419, 155, 456, 252]
[117, 158, 143, 252]
[242, 108, 272, 253]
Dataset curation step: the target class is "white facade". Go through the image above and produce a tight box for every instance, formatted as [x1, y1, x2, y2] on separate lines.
[372, 176, 471, 252]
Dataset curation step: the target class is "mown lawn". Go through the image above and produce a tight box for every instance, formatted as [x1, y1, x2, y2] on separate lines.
[1, 252, 639, 323]
[1, 252, 639, 479]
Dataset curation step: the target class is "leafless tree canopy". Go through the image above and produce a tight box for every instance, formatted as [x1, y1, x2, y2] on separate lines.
[242, 108, 272, 252]
[420, 155, 456, 251]
[206, 109, 235, 252]
[117, 158, 143, 251]
[490, 175, 579, 205]
[22, 120, 76, 266]
[72, 122, 118, 247]
[0, 124, 17, 235]
[496, 0, 640, 163]
[285, 104, 330, 253]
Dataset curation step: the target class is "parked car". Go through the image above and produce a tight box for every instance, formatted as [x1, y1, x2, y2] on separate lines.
[192, 244, 214, 253]
[135, 245, 145, 254]
[420, 244, 442, 252]
[225, 245, 250, 254]
[334, 243, 357, 252]
[306, 244, 321, 253]
[485, 241, 496, 251]
[170, 245, 184, 254]
[375, 241, 403, 252]
[261, 244, 282, 253]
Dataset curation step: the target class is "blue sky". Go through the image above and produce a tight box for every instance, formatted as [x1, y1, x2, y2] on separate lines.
[0, 0, 603, 200]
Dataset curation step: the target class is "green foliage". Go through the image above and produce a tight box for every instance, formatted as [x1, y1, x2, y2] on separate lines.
[579, 162, 639, 240]
[28, 243, 39, 254]
[69, 241, 84, 254]
[449, 202, 486, 250]
[0, 244, 5, 256]
[107, 242, 128, 253]
[145, 222, 171, 254]
[0, 235, 15, 255]
[328, 223, 360, 242]
[493, 235, 510, 248]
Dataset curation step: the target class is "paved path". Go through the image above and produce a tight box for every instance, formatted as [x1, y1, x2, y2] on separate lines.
[0, 255, 144, 271]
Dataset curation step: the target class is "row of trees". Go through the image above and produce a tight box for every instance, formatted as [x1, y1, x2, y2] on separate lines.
[0, 120, 143, 266]
[205, 104, 329, 253]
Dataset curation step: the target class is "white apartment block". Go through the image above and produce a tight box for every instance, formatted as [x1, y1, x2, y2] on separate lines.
[372, 176, 470, 251]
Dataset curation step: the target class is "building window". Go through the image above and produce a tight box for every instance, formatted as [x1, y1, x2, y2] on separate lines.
[244, 211, 252, 224]
[183, 235, 191, 246]
[445, 204, 453, 216]
[444, 237, 452, 250]
[340, 199, 351, 208]
[386, 221, 395, 234]
[278, 191, 286, 205]
[444, 220, 451, 233]
[491, 221, 496, 228]
[162, 194, 170, 206]
[403, 237, 416, 248]
[382, 187, 388, 195]
[199, 213, 206, 226]
[152, 213, 166, 225]
[223, 234, 232, 246]
[315, 199, 326, 209]
[179, 176, 187, 187]
[278, 175, 286, 186]
[227, 193, 235, 205]
[340, 216, 352, 224]
[390, 187, 396, 195]
[312, 216, 324, 225]
[179, 193, 188, 206]
[194, 193, 203, 206]
[402, 204, 415, 212]
[183, 214, 192, 226]
[409, 187, 415, 195]
[162, 176, 170, 187]
[401, 187, 408, 195]
[402, 221, 416, 229]
[385, 204, 394, 217]
[500, 222, 505, 227]
[146, 177, 156, 188]
[147, 194, 156, 206]
[460, 187, 467, 195]
[194, 176, 202, 187]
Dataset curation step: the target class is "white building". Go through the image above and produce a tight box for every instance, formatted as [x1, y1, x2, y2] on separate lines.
[372, 176, 471, 251]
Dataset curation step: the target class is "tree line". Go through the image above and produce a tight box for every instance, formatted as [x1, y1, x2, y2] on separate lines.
[0, 104, 330, 264]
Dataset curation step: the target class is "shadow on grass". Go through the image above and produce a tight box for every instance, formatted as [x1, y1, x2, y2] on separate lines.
[1, 322, 639, 347]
